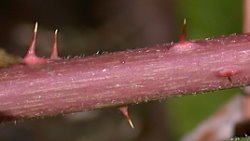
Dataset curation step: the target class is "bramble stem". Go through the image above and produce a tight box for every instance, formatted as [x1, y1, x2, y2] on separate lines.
[0, 33, 250, 120]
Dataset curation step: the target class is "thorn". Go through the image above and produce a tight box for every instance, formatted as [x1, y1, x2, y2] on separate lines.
[23, 22, 47, 65]
[27, 22, 38, 56]
[179, 18, 187, 43]
[218, 69, 238, 83]
[119, 106, 134, 128]
[50, 29, 60, 59]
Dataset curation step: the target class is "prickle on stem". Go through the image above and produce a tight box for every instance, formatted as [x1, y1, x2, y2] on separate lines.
[179, 18, 187, 43]
[170, 18, 197, 51]
[50, 29, 60, 59]
[119, 106, 134, 128]
[218, 69, 238, 82]
[23, 22, 47, 65]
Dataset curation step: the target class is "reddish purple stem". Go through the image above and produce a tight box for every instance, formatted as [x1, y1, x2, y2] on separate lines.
[0, 33, 250, 121]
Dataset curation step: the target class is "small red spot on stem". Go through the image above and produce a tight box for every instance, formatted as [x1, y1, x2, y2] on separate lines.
[119, 106, 134, 128]
[218, 69, 238, 82]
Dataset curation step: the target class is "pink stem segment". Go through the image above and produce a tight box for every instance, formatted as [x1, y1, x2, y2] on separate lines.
[0, 33, 250, 121]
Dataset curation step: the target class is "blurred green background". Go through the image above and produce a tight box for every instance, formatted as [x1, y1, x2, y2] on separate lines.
[0, 0, 244, 141]
[169, 0, 242, 140]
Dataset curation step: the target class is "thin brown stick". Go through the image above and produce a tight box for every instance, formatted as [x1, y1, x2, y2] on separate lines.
[181, 95, 243, 141]
[1, 33, 250, 121]
[242, 0, 250, 120]
[244, 0, 250, 32]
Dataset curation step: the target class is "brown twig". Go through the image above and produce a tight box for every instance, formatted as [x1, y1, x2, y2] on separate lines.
[181, 95, 244, 141]
[242, 0, 250, 120]
[243, 0, 250, 33]
[1, 33, 250, 121]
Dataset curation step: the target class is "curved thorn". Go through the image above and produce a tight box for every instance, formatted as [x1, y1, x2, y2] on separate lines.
[119, 106, 134, 128]
[50, 29, 60, 59]
[26, 22, 38, 56]
[179, 18, 187, 43]
[23, 22, 46, 65]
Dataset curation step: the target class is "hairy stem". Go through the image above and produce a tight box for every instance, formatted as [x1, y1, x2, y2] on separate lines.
[1, 33, 250, 120]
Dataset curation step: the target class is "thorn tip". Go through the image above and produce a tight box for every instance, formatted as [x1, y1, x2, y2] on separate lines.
[183, 18, 187, 26]
[55, 29, 58, 35]
[128, 117, 135, 129]
[34, 22, 38, 33]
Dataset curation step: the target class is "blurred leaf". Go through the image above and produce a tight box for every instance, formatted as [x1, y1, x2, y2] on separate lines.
[175, 0, 242, 39]
[168, 88, 239, 140]
[168, 1, 243, 140]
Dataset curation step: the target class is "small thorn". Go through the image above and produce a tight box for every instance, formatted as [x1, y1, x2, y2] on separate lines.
[28, 22, 38, 55]
[179, 18, 187, 43]
[218, 69, 238, 83]
[50, 29, 60, 59]
[119, 106, 134, 128]
[23, 22, 47, 65]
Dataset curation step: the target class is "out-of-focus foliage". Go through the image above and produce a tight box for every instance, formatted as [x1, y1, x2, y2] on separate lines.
[175, 0, 242, 38]
[0, 49, 20, 67]
[168, 0, 243, 140]
[168, 89, 239, 140]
